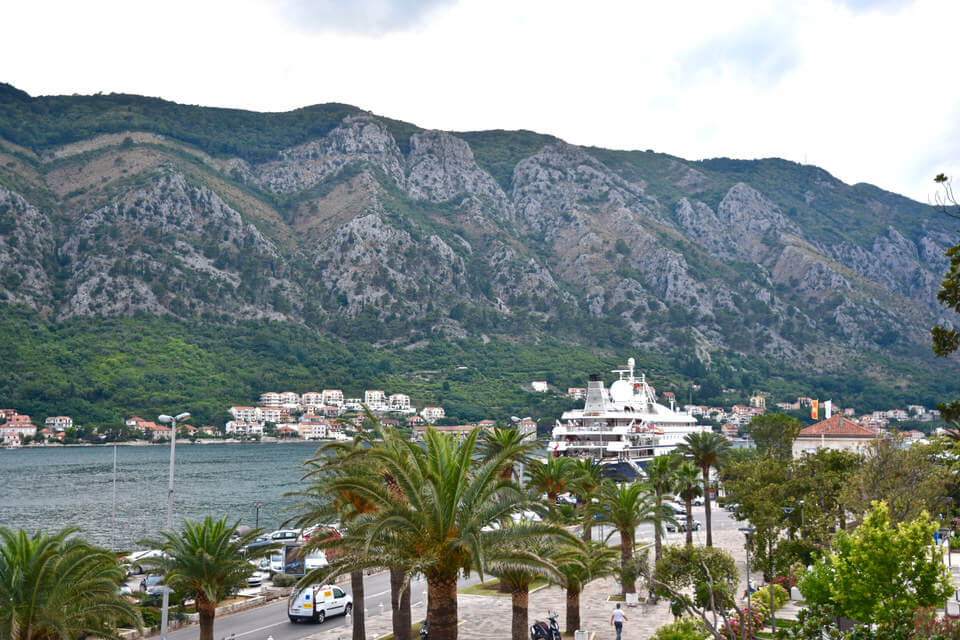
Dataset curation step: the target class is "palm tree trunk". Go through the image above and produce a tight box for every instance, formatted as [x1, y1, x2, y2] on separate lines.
[352, 569, 366, 640]
[197, 595, 216, 640]
[565, 588, 581, 635]
[620, 528, 635, 597]
[427, 574, 459, 640]
[511, 586, 530, 640]
[703, 466, 713, 547]
[685, 499, 694, 546]
[391, 568, 412, 640]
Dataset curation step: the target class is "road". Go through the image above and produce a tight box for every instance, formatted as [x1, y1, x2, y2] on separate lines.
[162, 504, 742, 640]
[165, 570, 479, 640]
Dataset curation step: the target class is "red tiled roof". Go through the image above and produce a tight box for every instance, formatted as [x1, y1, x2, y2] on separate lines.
[797, 415, 876, 438]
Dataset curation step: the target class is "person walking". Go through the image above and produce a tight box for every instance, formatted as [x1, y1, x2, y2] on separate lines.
[610, 602, 628, 640]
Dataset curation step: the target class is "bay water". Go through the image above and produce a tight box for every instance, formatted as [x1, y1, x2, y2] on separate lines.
[0, 442, 323, 551]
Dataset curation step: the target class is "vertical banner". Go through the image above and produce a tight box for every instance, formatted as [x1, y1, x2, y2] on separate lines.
[811, 399, 819, 421]
[825, 400, 833, 419]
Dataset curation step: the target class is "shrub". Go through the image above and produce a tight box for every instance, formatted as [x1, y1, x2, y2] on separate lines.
[753, 584, 789, 610]
[270, 572, 297, 587]
[912, 606, 960, 640]
[653, 616, 706, 640]
[725, 607, 765, 640]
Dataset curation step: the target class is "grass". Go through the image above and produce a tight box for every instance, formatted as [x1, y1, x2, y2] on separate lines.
[376, 621, 424, 640]
[459, 578, 550, 596]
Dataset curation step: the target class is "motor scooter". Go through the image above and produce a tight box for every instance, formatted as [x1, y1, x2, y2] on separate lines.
[530, 611, 561, 640]
[419, 619, 428, 639]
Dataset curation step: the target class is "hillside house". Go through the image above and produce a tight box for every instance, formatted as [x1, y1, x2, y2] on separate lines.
[44, 416, 73, 430]
[322, 389, 344, 407]
[421, 407, 446, 423]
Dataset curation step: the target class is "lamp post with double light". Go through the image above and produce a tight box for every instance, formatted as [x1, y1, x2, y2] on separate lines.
[157, 411, 190, 640]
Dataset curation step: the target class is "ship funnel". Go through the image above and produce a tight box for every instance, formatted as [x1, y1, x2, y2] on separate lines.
[584, 375, 607, 416]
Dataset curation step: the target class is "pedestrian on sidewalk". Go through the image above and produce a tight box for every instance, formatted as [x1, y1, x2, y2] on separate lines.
[611, 602, 628, 640]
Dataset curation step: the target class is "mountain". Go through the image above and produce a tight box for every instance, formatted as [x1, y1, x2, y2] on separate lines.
[0, 83, 957, 423]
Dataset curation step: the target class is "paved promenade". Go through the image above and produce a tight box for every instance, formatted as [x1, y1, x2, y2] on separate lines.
[304, 525, 764, 640]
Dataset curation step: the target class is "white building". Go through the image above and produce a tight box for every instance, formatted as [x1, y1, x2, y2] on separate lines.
[279, 391, 301, 407]
[229, 406, 259, 422]
[259, 407, 284, 424]
[389, 393, 411, 412]
[44, 416, 73, 430]
[225, 421, 264, 437]
[344, 398, 364, 411]
[322, 389, 344, 407]
[1, 415, 36, 439]
[259, 392, 281, 408]
[421, 407, 446, 423]
[364, 390, 387, 410]
[531, 381, 548, 393]
[302, 392, 323, 408]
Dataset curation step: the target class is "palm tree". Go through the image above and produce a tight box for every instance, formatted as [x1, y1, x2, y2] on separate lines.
[479, 427, 539, 482]
[526, 456, 578, 505]
[143, 516, 268, 640]
[645, 454, 680, 561]
[552, 541, 619, 635]
[0, 526, 142, 640]
[486, 533, 562, 640]
[325, 427, 574, 640]
[595, 480, 659, 597]
[673, 461, 703, 546]
[675, 431, 732, 547]
[569, 458, 605, 542]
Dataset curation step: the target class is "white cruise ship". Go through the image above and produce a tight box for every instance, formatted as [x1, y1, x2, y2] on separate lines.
[548, 358, 708, 478]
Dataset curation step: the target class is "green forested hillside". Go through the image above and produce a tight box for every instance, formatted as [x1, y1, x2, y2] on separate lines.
[1, 306, 955, 428]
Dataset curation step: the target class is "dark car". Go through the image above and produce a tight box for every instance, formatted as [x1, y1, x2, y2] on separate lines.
[140, 574, 171, 597]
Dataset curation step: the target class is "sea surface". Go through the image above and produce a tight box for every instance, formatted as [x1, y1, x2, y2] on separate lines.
[0, 442, 324, 550]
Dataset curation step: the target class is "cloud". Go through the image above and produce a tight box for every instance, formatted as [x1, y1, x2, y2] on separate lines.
[279, 0, 459, 35]
[675, 19, 800, 88]
[832, 0, 915, 13]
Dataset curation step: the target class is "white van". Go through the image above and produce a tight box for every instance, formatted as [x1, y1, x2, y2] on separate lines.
[288, 584, 353, 623]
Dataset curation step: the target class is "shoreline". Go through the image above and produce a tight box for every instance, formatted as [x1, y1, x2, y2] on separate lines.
[1, 438, 332, 449]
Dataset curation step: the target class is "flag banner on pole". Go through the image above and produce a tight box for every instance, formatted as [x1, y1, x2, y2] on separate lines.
[825, 400, 832, 419]
[811, 399, 819, 420]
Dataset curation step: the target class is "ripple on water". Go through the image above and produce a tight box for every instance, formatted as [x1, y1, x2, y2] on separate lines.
[0, 442, 323, 550]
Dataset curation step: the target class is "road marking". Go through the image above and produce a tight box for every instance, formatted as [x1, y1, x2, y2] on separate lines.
[233, 620, 288, 637]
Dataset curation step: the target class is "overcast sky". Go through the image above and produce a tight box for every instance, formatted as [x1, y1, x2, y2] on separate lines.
[2, 0, 958, 202]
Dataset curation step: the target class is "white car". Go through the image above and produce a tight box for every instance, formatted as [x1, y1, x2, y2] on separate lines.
[666, 519, 702, 533]
[123, 549, 165, 576]
[691, 496, 705, 506]
[247, 570, 268, 588]
[288, 584, 352, 623]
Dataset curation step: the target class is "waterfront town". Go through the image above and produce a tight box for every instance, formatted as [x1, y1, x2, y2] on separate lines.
[0, 382, 946, 450]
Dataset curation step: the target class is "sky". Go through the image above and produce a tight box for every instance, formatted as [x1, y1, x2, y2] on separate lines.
[2, 0, 958, 202]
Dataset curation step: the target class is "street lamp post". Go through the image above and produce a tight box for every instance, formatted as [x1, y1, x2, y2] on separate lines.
[739, 527, 755, 638]
[254, 501, 263, 529]
[768, 536, 777, 633]
[798, 500, 804, 528]
[157, 411, 190, 640]
[781, 506, 795, 539]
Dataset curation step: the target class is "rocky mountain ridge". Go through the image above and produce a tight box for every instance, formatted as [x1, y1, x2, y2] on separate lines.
[0, 86, 955, 379]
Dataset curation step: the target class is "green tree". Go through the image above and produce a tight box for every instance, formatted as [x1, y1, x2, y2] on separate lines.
[568, 458, 605, 542]
[652, 544, 739, 612]
[486, 533, 562, 640]
[674, 461, 703, 546]
[799, 501, 952, 625]
[596, 480, 659, 596]
[526, 457, 577, 506]
[143, 516, 268, 640]
[932, 174, 960, 423]
[646, 454, 680, 560]
[840, 434, 951, 523]
[745, 414, 802, 461]
[0, 526, 142, 640]
[321, 427, 573, 640]
[676, 431, 731, 547]
[552, 541, 618, 635]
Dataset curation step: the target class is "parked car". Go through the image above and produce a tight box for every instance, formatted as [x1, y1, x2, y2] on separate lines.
[691, 496, 705, 506]
[664, 502, 686, 515]
[123, 549, 165, 576]
[555, 493, 577, 506]
[140, 574, 171, 597]
[269, 529, 301, 542]
[247, 570, 268, 588]
[244, 535, 273, 552]
[288, 584, 353, 623]
[666, 519, 702, 533]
